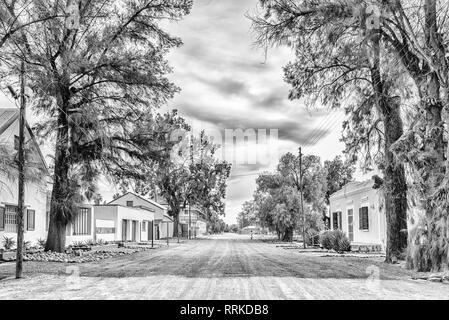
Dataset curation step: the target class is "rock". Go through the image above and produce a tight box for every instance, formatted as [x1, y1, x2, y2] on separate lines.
[428, 277, 442, 283]
[391, 256, 398, 264]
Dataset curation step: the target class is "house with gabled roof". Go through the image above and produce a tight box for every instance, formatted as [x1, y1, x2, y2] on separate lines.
[106, 192, 174, 241]
[0, 108, 50, 246]
[329, 179, 387, 252]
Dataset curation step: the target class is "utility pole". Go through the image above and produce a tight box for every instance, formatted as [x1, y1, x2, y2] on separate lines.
[188, 205, 191, 240]
[16, 60, 26, 279]
[299, 147, 306, 249]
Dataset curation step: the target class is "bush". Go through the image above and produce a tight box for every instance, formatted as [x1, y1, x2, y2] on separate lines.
[319, 231, 335, 250]
[37, 238, 47, 248]
[2, 236, 16, 250]
[319, 230, 351, 253]
[23, 241, 32, 250]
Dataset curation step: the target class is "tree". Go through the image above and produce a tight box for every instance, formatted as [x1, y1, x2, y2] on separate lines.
[121, 129, 231, 237]
[324, 156, 355, 204]
[208, 215, 227, 234]
[0, 1, 61, 49]
[253, 152, 327, 241]
[379, 0, 449, 271]
[278, 152, 327, 214]
[237, 200, 257, 229]
[0, 0, 193, 252]
[250, 0, 408, 263]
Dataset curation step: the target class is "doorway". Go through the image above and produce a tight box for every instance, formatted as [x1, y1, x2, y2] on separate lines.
[122, 220, 128, 241]
[347, 209, 354, 242]
[132, 220, 137, 242]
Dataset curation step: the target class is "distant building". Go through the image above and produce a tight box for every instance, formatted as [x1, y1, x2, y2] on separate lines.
[107, 192, 174, 240]
[179, 206, 208, 237]
[240, 226, 260, 235]
[329, 180, 386, 251]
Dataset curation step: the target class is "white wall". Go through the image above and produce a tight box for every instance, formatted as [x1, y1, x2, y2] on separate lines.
[196, 220, 207, 236]
[0, 173, 48, 247]
[159, 220, 174, 239]
[95, 219, 116, 242]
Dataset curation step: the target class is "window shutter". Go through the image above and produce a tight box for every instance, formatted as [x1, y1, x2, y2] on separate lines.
[359, 207, 369, 230]
[26, 210, 35, 231]
[359, 208, 363, 230]
[87, 208, 92, 235]
[338, 212, 342, 230]
[364, 207, 369, 230]
[0, 207, 4, 231]
[23, 208, 27, 232]
[332, 212, 339, 230]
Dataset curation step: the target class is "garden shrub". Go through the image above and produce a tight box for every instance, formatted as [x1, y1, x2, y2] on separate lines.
[319, 230, 351, 253]
[2, 236, 16, 250]
[37, 238, 47, 248]
[319, 231, 335, 250]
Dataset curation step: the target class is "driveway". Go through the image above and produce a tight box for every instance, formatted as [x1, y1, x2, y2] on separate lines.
[0, 234, 448, 299]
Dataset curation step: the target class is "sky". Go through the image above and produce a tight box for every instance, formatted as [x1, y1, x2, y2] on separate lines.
[162, 0, 349, 224]
[0, 0, 363, 225]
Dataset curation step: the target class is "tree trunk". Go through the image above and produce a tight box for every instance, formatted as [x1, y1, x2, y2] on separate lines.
[383, 99, 408, 262]
[45, 86, 71, 252]
[282, 227, 293, 242]
[46, 218, 67, 252]
[369, 31, 407, 263]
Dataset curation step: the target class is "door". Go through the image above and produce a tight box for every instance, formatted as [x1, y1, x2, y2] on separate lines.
[155, 225, 160, 240]
[347, 209, 354, 242]
[148, 221, 153, 241]
[122, 220, 128, 241]
[132, 221, 137, 242]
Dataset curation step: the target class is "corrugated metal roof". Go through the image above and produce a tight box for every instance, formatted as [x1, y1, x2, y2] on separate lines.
[329, 180, 374, 199]
[0, 108, 19, 137]
[0, 107, 49, 175]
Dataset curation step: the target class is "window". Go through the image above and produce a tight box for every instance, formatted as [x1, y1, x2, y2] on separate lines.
[141, 221, 146, 232]
[73, 208, 91, 235]
[96, 227, 115, 234]
[126, 201, 134, 207]
[332, 212, 342, 230]
[0, 207, 4, 231]
[359, 206, 369, 230]
[27, 210, 35, 231]
[5, 205, 18, 233]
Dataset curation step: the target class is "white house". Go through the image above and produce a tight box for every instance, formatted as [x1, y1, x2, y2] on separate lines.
[108, 192, 174, 240]
[329, 180, 387, 251]
[93, 204, 155, 242]
[0, 108, 50, 246]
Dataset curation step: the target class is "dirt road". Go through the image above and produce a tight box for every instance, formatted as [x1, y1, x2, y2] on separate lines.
[0, 234, 448, 299]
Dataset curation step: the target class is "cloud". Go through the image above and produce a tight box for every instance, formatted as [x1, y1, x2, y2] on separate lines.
[164, 0, 345, 224]
[178, 102, 329, 145]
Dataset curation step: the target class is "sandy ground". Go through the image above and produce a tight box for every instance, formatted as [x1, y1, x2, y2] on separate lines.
[0, 234, 448, 300]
